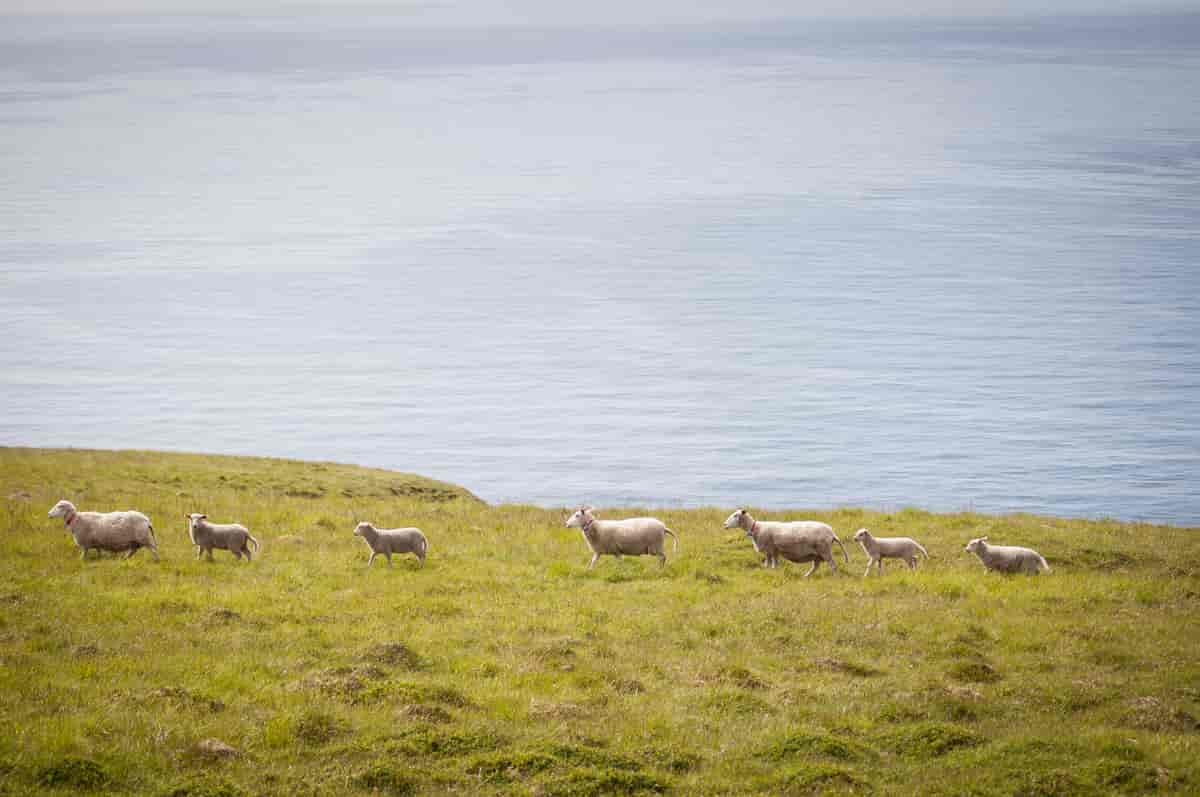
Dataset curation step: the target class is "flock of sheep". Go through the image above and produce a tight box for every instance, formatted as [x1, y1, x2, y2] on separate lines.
[46, 499, 1053, 576]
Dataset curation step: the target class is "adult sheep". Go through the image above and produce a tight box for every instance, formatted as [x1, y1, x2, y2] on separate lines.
[724, 508, 848, 576]
[564, 506, 678, 570]
[48, 499, 159, 561]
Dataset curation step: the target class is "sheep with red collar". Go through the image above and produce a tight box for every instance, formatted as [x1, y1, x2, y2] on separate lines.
[564, 506, 678, 570]
[48, 499, 159, 561]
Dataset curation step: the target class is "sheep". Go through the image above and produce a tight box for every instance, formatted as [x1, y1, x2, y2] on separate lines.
[852, 528, 928, 576]
[723, 509, 848, 576]
[353, 522, 428, 568]
[47, 499, 159, 561]
[964, 536, 1051, 575]
[564, 506, 678, 569]
[185, 514, 260, 562]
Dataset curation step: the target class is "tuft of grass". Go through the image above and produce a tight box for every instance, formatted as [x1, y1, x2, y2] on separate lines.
[539, 767, 667, 796]
[879, 722, 984, 758]
[777, 763, 869, 793]
[35, 758, 109, 790]
[544, 744, 643, 771]
[948, 660, 1002, 683]
[768, 729, 873, 762]
[1011, 769, 1089, 797]
[1123, 696, 1199, 732]
[714, 665, 769, 690]
[812, 657, 884, 678]
[350, 766, 419, 795]
[293, 709, 344, 745]
[160, 781, 242, 797]
[144, 686, 225, 713]
[637, 748, 701, 773]
[1089, 759, 1171, 793]
[385, 727, 506, 757]
[398, 704, 454, 723]
[362, 641, 423, 669]
[467, 751, 559, 783]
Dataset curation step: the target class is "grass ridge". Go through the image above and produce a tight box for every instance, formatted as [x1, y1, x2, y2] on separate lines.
[0, 447, 1197, 795]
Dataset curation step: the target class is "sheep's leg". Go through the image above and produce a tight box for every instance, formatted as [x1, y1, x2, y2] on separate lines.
[124, 547, 138, 560]
[416, 553, 424, 568]
[233, 549, 243, 560]
[205, 548, 215, 562]
[863, 560, 873, 578]
[385, 552, 393, 567]
[587, 553, 599, 570]
[79, 547, 89, 561]
[366, 552, 376, 567]
[804, 561, 818, 577]
[827, 552, 838, 574]
[907, 557, 917, 570]
[243, 545, 252, 562]
[658, 551, 666, 567]
[196, 546, 203, 560]
[877, 558, 884, 575]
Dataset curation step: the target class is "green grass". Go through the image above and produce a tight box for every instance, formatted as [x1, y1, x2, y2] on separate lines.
[1, 446, 1198, 795]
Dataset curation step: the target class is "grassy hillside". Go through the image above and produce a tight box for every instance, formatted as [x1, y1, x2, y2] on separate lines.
[0, 447, 1197, 796]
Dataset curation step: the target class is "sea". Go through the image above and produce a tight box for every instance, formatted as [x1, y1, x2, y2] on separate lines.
[2, 12, 1198, 523]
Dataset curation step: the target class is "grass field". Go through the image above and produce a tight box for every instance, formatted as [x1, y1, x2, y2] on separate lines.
[1, 446, 1197, 796]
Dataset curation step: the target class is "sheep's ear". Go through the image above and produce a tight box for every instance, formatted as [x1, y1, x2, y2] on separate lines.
[199, 514, 207, 520]
[981, 536, 988, 541]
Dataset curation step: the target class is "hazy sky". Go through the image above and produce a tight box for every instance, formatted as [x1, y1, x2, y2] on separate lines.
[3, 0, 1197, 22]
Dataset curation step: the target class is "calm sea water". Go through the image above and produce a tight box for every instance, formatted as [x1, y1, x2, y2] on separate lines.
[2, 13, 1198, 523]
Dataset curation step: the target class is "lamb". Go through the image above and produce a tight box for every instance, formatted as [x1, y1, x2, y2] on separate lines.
[852, 528, 928, 576]
[185, 514, 260, 562]
[564, 506, 678, 569]
[964, 536, 1051, 575]
[723, 509, 848, 576]
[353, 522, 428, 568]
[48, 499, 159, 561]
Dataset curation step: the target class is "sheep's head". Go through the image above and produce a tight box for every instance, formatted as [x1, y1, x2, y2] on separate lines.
[184, 513, 206, 528]
[47, 499, 74, 519]
[723, 509, 747, 530]
[353, 522, 373, 537]
[965, 536, 988, 554]
[564, 507, 594, 528]
[853, 528, 871, 542]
